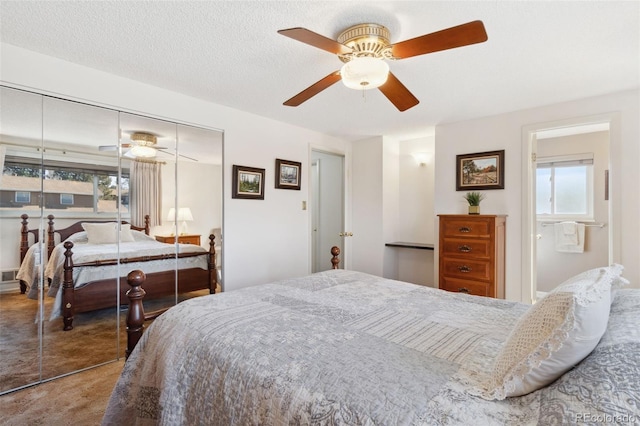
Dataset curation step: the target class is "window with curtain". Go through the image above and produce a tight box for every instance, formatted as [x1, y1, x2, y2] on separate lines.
[130, 158, 162, 228]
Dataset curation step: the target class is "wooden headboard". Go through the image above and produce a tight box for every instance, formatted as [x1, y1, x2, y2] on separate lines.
[19, 214, 151, 262]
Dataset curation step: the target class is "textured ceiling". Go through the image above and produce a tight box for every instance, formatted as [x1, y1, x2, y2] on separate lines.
[1, 1, 638, 142]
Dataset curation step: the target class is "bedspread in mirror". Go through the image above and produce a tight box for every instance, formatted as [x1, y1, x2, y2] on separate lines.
[17, 238, 208, 319]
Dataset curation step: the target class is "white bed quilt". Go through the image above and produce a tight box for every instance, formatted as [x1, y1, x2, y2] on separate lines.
[17, 231, 208, 319]
[103, 270, 640, 425]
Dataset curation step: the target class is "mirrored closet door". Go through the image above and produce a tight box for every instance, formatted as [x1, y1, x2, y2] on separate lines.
[0, 87, 45, 393]
[40, 96, 122, 382]
[0, 86, 223, 395]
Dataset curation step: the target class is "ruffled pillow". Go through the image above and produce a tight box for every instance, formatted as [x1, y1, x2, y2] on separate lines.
[473, 264, 628, 400]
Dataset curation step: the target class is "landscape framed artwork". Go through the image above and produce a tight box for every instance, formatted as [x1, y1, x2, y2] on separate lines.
[275, 158, 301, 190]
[456, 150, 505, 191]
[232, 165, 265, 199]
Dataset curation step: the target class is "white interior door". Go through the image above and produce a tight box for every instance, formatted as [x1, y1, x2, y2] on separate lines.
[311, 150, 345, 272]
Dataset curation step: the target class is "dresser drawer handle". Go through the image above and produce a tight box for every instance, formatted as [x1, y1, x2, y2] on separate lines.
[458, 288, 470, 293]
[458, 265, 472, 273]
[458, 226, 472, 233]
[458, 245, 472, 253]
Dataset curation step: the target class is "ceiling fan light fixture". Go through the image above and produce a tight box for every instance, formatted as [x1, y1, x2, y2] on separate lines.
[130, 145, 157, 158]
[130, 132, 157, 146]
[340, 57, 389, 90]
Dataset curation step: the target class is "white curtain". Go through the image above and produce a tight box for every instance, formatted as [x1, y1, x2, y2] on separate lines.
[130, 159, 162, 227]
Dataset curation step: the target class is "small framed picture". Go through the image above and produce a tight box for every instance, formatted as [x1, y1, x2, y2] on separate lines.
[456, 150, 505, 191]
[275, 159, 301, 190]
[232, 165, 265, 199]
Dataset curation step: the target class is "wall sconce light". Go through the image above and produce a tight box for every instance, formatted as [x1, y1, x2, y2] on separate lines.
[411, 152, 430, 166]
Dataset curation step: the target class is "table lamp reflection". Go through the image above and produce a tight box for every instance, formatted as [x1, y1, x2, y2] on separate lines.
[167, 207, 193, 235]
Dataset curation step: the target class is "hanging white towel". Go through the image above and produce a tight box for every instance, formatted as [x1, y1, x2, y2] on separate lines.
[560, 221, 578, 245]
[554, 222, 585, 253]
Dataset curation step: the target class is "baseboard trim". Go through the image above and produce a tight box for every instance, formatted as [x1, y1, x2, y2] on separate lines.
[0, 281, 21, 294]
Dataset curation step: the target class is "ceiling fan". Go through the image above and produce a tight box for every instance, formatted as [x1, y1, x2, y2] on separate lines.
[278, 20, 488, 111]
[99, 132, 198, 161]
[99, 132, 164, 158]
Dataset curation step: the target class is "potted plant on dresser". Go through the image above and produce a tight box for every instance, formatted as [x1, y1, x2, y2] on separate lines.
[463, 191, 485, 215]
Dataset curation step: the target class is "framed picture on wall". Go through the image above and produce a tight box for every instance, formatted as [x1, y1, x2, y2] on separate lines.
[232, 165, 265, 199]
[275, 158, 302, 190]
[456, 150, 505, 190]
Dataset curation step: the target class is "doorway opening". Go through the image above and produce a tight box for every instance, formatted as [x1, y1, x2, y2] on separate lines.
[522, 114, 619, 304]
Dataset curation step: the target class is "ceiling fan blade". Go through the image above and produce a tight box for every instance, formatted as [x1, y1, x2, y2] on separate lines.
[157, 150, 199, 162]
[278, 27, 352, 55]
[378, 72, 419, 112]
[284, 71, 342, 107]
[178, 153, 198, 162]
[123, 150, 137, 159]
[391, 20, 488, 59]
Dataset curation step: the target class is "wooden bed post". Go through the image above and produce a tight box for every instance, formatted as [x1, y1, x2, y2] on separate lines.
[62, 241, 75, 331]
[19, 214, 30, 294]
[47, 214, 55, 258]
[209, 234, 217, 294]
[20, 214, 30, 263]
[143, 215, 150, 235]
[126, 270, 147, 359]
[331, 246, 340, 269]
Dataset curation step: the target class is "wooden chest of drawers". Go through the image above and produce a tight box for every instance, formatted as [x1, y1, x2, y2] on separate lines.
[438, 214, 506, 298]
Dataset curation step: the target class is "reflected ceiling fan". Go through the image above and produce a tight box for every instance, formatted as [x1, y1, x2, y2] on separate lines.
[99, 132, 197, 161]
[278, 20, 488, 111]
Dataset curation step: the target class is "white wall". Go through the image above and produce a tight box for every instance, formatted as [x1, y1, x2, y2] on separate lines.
[382, 137, 400, 280]
[0, 43, 348, 291]
[435, 90, 640, 301]
[350, 136, 384, 275]
[350, 134, 436, 286]
[154, 161, 222, 250]
[398, 136, 436, 245]
[396, 136, 436, 286]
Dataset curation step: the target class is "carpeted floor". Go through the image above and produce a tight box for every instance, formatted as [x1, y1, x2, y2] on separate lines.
[0, 359, 123, 425]
[0, 285, 213, 409]
[1, 290, 123, 394]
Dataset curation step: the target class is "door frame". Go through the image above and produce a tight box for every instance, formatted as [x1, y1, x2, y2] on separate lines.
[521, 112, 621, 304]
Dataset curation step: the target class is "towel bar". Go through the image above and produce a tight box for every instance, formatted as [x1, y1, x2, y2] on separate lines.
[540, 222, 605, 228]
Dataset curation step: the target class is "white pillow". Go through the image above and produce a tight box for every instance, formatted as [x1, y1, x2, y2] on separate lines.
[120, 224, 135, 242]
[132, 230, 156, 242]
[82, 222, 136, 244]
[477, 264, 628, 400]
[66, 231, 88, 244]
